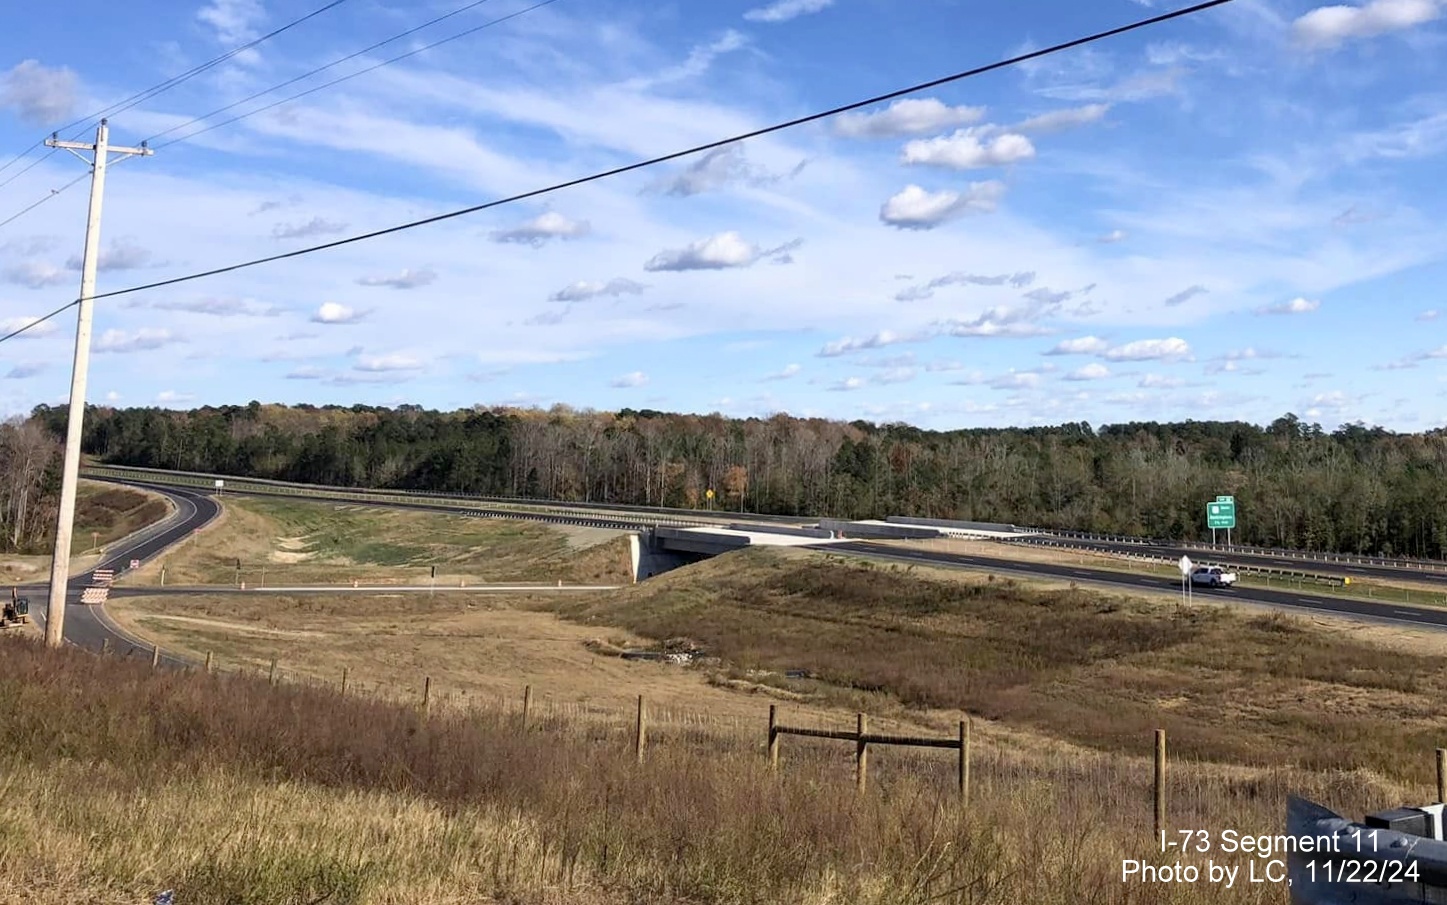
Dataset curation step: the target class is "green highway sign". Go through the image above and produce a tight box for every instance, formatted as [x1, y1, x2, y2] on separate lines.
[1207, 499, 1236, 530]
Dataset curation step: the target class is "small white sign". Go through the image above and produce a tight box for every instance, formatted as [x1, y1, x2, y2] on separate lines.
[214, 479, 224, 489]
[1178, 555, 1192, 576]
[129, 559, 140, 570]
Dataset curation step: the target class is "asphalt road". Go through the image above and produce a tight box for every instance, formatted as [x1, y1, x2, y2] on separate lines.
[23, 482, 220, 666]
[1016, 534, 1447, 585]
[820, 541, 1447, 631]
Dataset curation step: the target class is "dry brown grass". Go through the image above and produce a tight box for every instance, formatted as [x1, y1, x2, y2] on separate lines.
[545, 547, 1447, 785]
[120, 495, 632, 587]
[0, 634, 1434, 905]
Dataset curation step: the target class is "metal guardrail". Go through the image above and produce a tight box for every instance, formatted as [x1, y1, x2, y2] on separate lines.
[1016, 538, 1351, 588]
[82, 463, 807, 525]
[86, 468, 714, 530]
[1045, 529, 1447, 573]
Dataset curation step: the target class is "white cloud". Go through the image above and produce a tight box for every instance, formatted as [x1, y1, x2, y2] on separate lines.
[355, 353, 424, 372]
[490, 212, 591, 246]
[1046, 336, 1111, 356]
[156, 390, 197, 405]
[197, 0, 265, 45]
[1, 315, 59, 340]
[879, 182, 1006, 230]
[0, 60, 78, 125]
[1292, 0, 1442, 48]
[285, 366, 324, 380]
[743, 0, 834, 23]
[873, 367, 917, 385]
[2, 260, 67, 289]
[1065, 363, 1112, 381]
[357, 268, 438, 290]
[150, 297, 284, 317]
[549, 278, 647, 302]
[311, 302, 368, 325]
[828, 376, 866, 392]
[989, 370, 1044, 390]
[1098, 229, 1128, 244]
[273, 217, 348, 240]
[66, 239, 157, 272]
[902, 130, 1036, 170]
[1103, 338, 1191, 361]
[95, 328, 181, 354]
[1256, 297, 1321, 315]
[835, 98, 986, 138]
[818, 330, 922, 357]
[610, 371, 649, 388]
[1416, 309, 1439, 321]
[764, 363, 802, 381]
[1139, 374, 1186, 389]
[645, 232, 797, 272]
[1014, 104, 1110, 133]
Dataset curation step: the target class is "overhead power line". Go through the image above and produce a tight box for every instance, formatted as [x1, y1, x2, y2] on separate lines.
[0, 0, 1238, 345]
[151, 0, 563, 150]
[144, 0, 504, 145]
[0, 0, 356, 182]
[0, 171, 88, 232]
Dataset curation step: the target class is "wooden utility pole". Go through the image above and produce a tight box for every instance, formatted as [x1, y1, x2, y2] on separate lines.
[41, 120, 152, 649]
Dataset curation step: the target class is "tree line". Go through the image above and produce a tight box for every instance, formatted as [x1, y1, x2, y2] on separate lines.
[20, 402, 1447, 559]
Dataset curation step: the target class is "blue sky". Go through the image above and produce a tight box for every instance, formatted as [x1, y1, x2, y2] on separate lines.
[1, 0, 1446, 430]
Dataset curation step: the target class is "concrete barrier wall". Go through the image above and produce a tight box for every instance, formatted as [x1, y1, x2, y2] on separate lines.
[726, 524, 835, 540]
[885, 516, 1018, 533]
[820, 519, 941, 540]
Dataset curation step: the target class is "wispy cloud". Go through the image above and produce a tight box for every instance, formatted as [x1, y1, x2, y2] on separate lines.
[273, 217, 348, 240]
[743, 0, 834, 23]
[550, 278, 647, 302]
[610, 371, 649, 388]
[1256, 297, 1321, 316]
[356, 268, 438, 290]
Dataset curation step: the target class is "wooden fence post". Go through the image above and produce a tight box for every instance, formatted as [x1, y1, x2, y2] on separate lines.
[205, 651, 214, 674]
[635, 695, 647, 764]
[99, 638, 110, 656]
[422, 676, 431, 714]
[768, 704, 780, 771]
[268, 658, 277, 686]
[522, 685, 532, 727]
[856, 713, 868, 794]
[1154, 729, 1167, 839]
[1437, 748, 1446, 804]
[959, 718, 970, 804]
[151, 645, 160, 670]
[340, 667, 349, 696]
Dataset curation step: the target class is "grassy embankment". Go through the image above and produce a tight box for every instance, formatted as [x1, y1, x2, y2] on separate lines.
[0, 481, 171, 585]
[120, 494, 632, 588]
[67, 495, 1447, 903]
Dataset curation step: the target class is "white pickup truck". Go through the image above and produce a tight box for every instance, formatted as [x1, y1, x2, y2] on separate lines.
[1189, 565, 1237, 588]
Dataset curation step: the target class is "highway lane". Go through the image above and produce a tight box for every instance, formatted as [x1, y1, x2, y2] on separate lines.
[820, 541, 1447, 631]
[1015, 534, 1447, 585]
[24, 482, 220, 666]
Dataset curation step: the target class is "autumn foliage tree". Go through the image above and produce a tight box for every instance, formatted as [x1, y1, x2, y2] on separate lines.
[29, 402, 1447, 558]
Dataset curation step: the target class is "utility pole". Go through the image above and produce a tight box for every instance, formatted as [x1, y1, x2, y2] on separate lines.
[42, 119, 152, 649]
